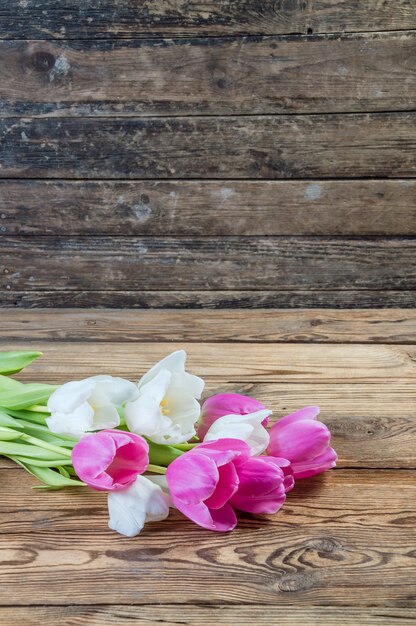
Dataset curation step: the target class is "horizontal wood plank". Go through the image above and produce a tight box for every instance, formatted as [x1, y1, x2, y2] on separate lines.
[2, 309, 416, 343]
[2, 180, 416, 236]
[6, 341, 416, 383]
[2, 34, 415, 116]
[2, 237, 416, 291]
[0, 1, 414, 38]
[0, 470, 414, 606]
[1, 113, 415, 179]
[0, 605, 414, 626]
[3, 290, 416, 309]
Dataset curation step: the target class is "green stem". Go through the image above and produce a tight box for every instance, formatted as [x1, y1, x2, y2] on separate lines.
[147, 464, 167, 475]
[171, 442, 199, 451]
[25, 404, 50, 413]
[11, 456, 74, 467]
[19, 433, 72, 458]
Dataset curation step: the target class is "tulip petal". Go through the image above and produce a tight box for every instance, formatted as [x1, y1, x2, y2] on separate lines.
[203, 409, 271, 455]
[125, 392, 172, 442]
[88, 375, 138, 406]
[230, 456, 287, 514]
[233, 457, 284, 498]
[231, 485, 286, 515]
[268, 419, 330, 462]
[47, 379, 95, 414]
[72, 430, 149, 491]
[166, 452, 218, 505]
[204, 462, 239, 510]
[209, 503, 238, 531]
[292, 447, 338, 479]
[108, 475, 170, 537]
[198, 393, 267, 439]
[194, 438, 250, 466]
[92, 404, 120, 431]
[276, 406, 320, 428]
[46, 402, 94, 438]
[138, 350, 186, 389]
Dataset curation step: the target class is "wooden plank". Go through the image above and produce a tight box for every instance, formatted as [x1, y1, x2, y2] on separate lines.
[5, 341, 416, 383]
[3, 290, 416, 309]
[1, 113, 415, 179]
[2, 309, 416, 343]
[2, 237, 416, 291]
[2, 180, 415, 236]
[2, 34, 416, 116]
[0, 470, 414, 605]
[0, 1, 414, 39]
[0, 605, 414, 626]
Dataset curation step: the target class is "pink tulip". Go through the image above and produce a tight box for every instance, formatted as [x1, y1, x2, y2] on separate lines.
[166, 439, 287, 531]
[267, 406, 337, 479]
[198, 393, 269, 439]
[72, 429, 149, 491]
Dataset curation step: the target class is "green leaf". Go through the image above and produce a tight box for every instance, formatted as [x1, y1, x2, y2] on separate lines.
[0, 411, 76, 447]
[0, 441, 68, 460]
[57, 465, 71, 478]
[0, 375, 57, 410]
[0, 351, 42, 375]
[147, 439, 183, 466]
[12, 456, 74, 468]
[0, 426, 24, 441]
[10, 457, 85, 489]
[3, 408, 48, 425]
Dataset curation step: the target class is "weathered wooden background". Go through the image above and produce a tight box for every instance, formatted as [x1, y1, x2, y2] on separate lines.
[0, 1, 415, 308]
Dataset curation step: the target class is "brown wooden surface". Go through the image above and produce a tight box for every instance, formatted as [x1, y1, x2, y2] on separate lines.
[0, 1, 414, 39]
[2, 179, 416, 236]
[2, 309, 416, 342]
[0, 309, 415, 624]
[2, 113, 416, 179]
[1, 607, 415, 626]
[4, 290, 416, 309]
[0, 606, 414, 626]
[0, 6, 414, 309]
[2, 237, 416, 292]
[2, 33, 415, 116]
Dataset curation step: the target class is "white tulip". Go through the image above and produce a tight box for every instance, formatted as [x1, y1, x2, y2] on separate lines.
[125, 350, 204, 444]
[203, 409, 272, 455]
[46, 375, 138, 438]
[108, 475, 170, 537]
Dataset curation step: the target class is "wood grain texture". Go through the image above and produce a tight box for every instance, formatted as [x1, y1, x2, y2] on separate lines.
[0, 470, 415, 606]
[7, 341, 416, 383]
[2, 309, 416, 343]
[3, 290, 416, 309]
[0, 605, 415, 626]
[2, 33, 415, 116]
[2, 113, 415, 179]
[2, 180, 416, 236]
[2, 237, 416, 291]
[0, 1, 414, 39]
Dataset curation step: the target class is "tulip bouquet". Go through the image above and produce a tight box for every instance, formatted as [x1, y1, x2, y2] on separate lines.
[0, 349, 336, 536]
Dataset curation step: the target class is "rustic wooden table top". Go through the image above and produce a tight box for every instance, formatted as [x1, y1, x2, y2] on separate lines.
[0, 308, 415, 625]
